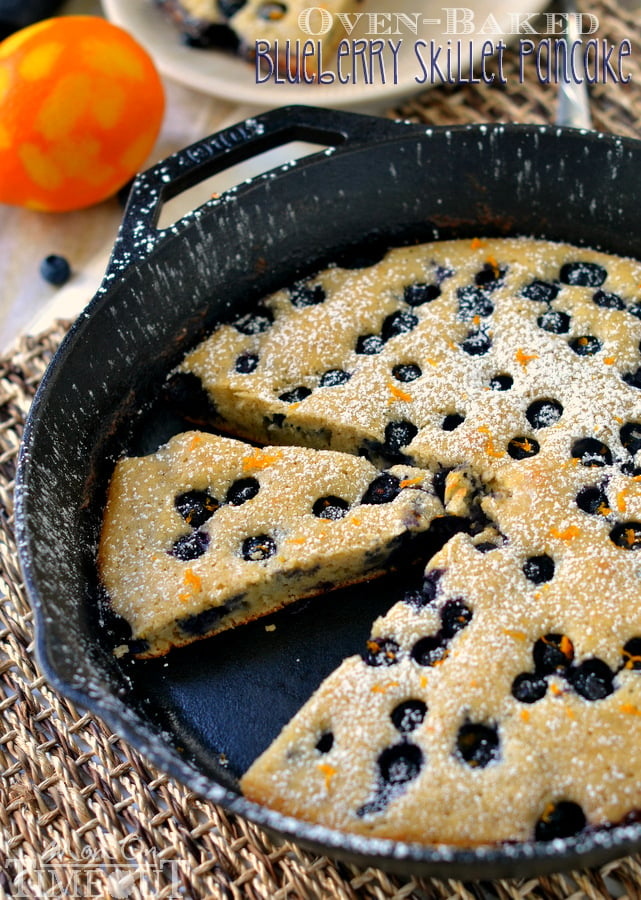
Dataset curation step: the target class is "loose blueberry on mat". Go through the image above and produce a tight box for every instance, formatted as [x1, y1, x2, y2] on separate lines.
[411, 634, 448, 667]
[319, 369, 351, 387]
[538, 309, 571, 334]
[489, 373, 513, 391]
[234, 306, 274, 334]
[523, 554, 555, 584]
[382, 309, 419, 341]
[457, 285, 494, 320]
[507, 436, 540, 460]
[361, 473, 401, 505]
[171, 530, 210, 561]
[174, 490, 219, 528]
[560, 261, 607, 287]
[384, 420, 418, 454]
[456, 723, 500, 768]
[363, 636, 400, 667]
[440, 599, 473, 638]
[442, 413, 465, 431]
[610, 521, 641, 550]
[535, 801, 587, 841]
[512, 672, 548, 703]
[235, 352, 259, 374]
[290, 282, 325, 308]
[474, 261, 506, 288]
[571, 437, 612, 467]
[569, 335, 602, 356]
[622, 637, 641, 669]
[356, 334, 385, 355]
[40, 254, 71, 285]
[593, 289, 626, 310]
[533, 634, 574, 674]
[241, 534, 277, 561]
[392, 363, 422, 383]
[278, 386, 312, 403]
[315, 731, 334, 753]
[225, 477, 259, 506]
[521, 279, 560, 303]
[312, 495, 349, 520]
[461, 329, 492, 356]
[526, 399, 563, 429]
[391, 699, 427, 734]
[404, 282, 440, 306]
[566, 658, 615, 700]
[620, 422, 641, 456]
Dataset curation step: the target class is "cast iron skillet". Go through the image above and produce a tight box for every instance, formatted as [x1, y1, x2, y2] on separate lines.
[14, 105, 641, 880]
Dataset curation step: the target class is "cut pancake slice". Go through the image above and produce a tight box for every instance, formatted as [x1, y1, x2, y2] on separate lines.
[98, 431, 468, 657]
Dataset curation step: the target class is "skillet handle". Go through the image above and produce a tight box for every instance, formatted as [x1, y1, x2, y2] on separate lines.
[103, 105, 412, 285]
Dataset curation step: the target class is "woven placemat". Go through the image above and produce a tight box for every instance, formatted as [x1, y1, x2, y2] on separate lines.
[3, 3, 641, 896]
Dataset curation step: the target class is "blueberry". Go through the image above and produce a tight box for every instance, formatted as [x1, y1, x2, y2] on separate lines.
[290, 282, 325, 308]
[384, 420, 418, 454]
[569, 335, 602, 356]
[507, 436, 540, 460]
[411, 634, 448, 667]
[278, 386, 312, 403]
[610, 521, 641, 550]
[392, 363, 422, 383]
[363, 636, 400, 667]
[316, 731, 334, 753]
[440, 599, 473, 638]
[319, 369, 351, 387]
[442, 413, 465, 431]
[474, 262, 506, 288]
[461, 329, 492, 356]
[183, 23, 240, 50]
[566, 658, 614, 700]
[241, 534, 277, 561]
[457, 285, 494, 320]
[489, 373, 513, 391]
[225, 477, 259, 506]
[620, 422, 641, 456]
[378, 742, 423, 785]
[593, 289, 625, 310]
[533, 634, 574, 674]
[535, 801, 586, 841]
[391, 699, 427, 734]
[521, 279, 560, 303]
[40, 254, 71, 286]
[218, 0, 247, 17]
[456, 723, 500, 768]
[356, 334, 385, 355]
[172, 530, 210, 561]
[179, 599, 239, 636]
[623, 367, 641, 390]
[234, 306, 274, 334]
[404, 282, 440, 306]
[404, 568, 444, 610]
[537, 309, 571, 334]
[475, 541, 499, 553]
[312, 495, 349, 520]
[361, 473, 401, 505]
[526, 399, 563, 429]
[628, 302, 641, 320]
[235, 352, 259, 374]
[381, 309, 419, 341]
[174, 490, 219, 528]
[560, 261, 607, 287]
[622, 637, 641, 669]
[571, 437, 612, 467]
[163, 372, 217, 424]
[523, 554, 555, 584]
[511, 672, 548, 703]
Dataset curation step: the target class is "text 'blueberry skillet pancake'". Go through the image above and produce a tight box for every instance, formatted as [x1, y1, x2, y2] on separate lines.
[99, 236, 641, 845]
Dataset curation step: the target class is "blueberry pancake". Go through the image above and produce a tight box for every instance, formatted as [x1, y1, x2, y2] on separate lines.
[98, 431, 457, 657]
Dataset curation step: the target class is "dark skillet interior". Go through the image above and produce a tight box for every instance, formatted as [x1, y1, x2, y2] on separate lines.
[15, 107, 641, 879]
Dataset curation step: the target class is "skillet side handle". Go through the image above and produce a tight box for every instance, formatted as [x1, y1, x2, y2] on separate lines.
[101, 105, 413, 288]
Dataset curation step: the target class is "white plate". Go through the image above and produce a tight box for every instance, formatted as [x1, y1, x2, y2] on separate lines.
[102, 0, 548, 111]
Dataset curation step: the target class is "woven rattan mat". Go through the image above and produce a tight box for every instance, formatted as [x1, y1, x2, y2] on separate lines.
[3, 2, 641, 896]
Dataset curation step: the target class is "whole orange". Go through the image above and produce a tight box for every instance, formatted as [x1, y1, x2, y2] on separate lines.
[0, 16, 165, 211]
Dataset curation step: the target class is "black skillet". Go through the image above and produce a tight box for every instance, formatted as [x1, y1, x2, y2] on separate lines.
[14, 104, 641, 880]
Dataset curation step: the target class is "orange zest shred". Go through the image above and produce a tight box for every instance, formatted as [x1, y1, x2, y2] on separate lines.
[560, 635, 573, 658]
[470, 237, 486, 249]
[287, 536, 307, 545]
[620, 702, 641, 715]
[188, 433, 203, 451]
[317, 763, 337, 791]
[371, 681, 399, 694]
[503, 629, 527, 641]
[520, 709, 530, 722]
[549, 682, 563, 696]
[625, 527, 639, 546]
[387, 382, 413, 403]
[486, 254, 500, 278]
[550, 524, 580, 542]
[420, 674, 429, 689]
[604, 356, 616, 365]
[515, 347, 539, 369]
[350, 516, 362, 526]
[400, 476, 423, 488]
[425, 357, 438, 367]
[597, 502, 612, 515]
[242, 449, 283, 472]
[617, 488, 629, 513]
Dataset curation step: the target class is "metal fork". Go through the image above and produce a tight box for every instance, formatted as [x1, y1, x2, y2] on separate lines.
[555, 0, 593, 128]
